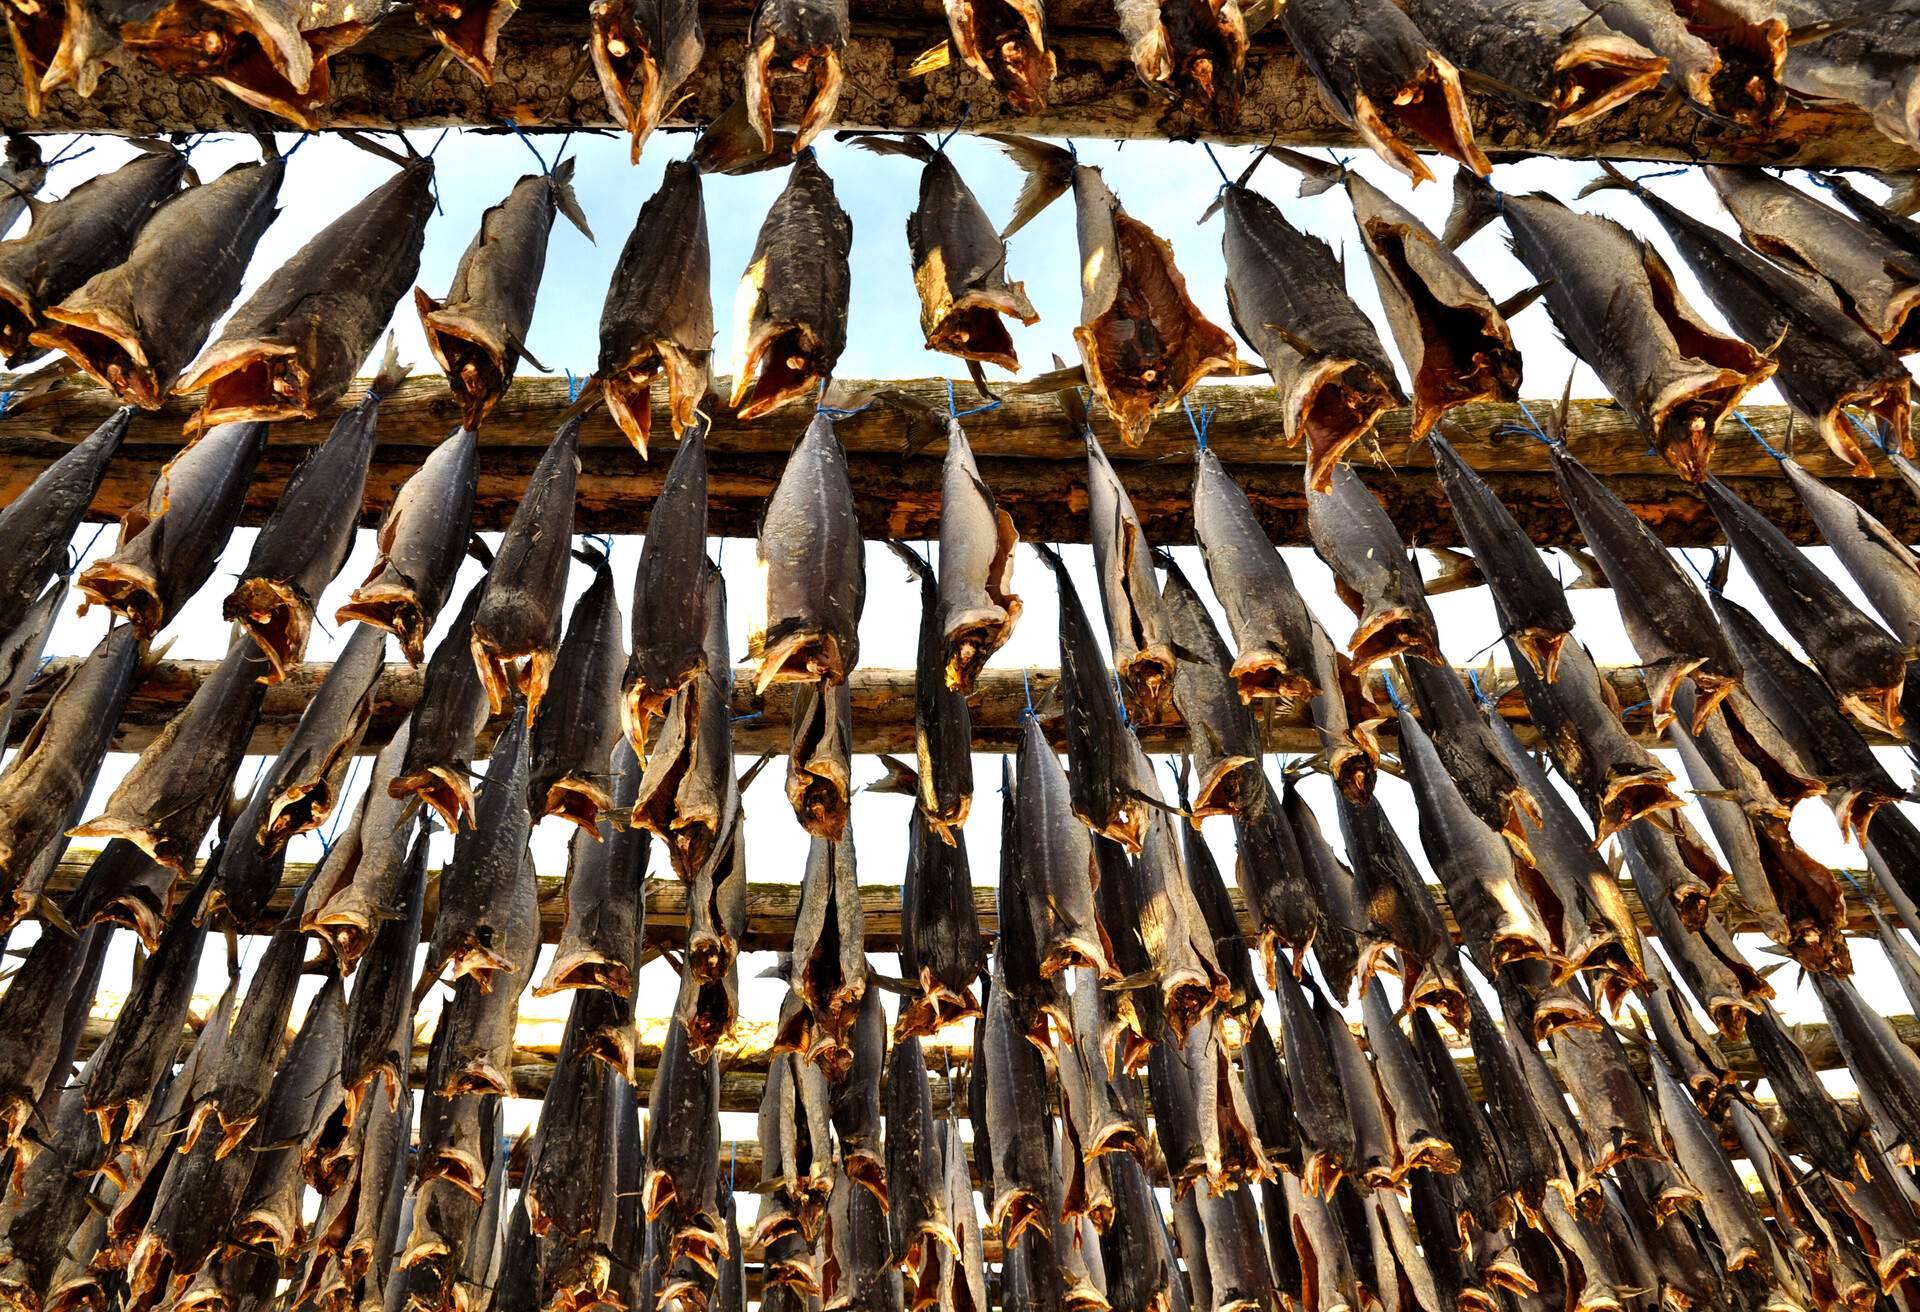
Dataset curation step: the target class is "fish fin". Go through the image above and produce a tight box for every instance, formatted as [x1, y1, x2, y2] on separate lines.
[504, 329, 550, 374]
[1442, 166, 1502, 249]
[884, 539, 935, 583]
[1575, 161, 1636, 200]
[338, 131, 413, 168]
[871, 388, 954, 457]
[984, 133, 1075, 240]
[467, 533, 496, 569]
[127, 136, 180, 157]
[839, 132, 936, 162]
[549, 156, 594, 242]
[1874, 170, 1920, 216]
[738, 751, 776, 792]
[1422, 545, 1481, 595]
[906, 40, 953, 77]
[865, 755, 919, 795]
[368, 332, 414, 399]
[1562, 547, 1607, 590]
[1267, 145, 1342, 196]
[1494, 279, 1555, 320]
[1120, 785, 1189, 819]
[1262, 321, 1324, 358]
[1784, 13, 1865, 44]
[34, 896, 76, 938]
[1199, 146, 1270, 223]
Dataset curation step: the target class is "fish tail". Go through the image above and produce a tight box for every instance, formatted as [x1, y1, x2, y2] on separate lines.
[1441, 165, 1501, 250]
[984, 132, 1075, 239]
[839, 132, 936, 162]
[1574, 161, 1635, 201]
[549, 155, 595, 241]
[368, 332, 413, 400]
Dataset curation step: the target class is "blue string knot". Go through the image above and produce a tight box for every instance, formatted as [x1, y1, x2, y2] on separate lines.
[1733, 409, 1784, 460]
[563, 368, 583, 403]
[1467, 667, 1492, 708]
[935, 105, 971, 154]
[1182, 395, 1214, 449]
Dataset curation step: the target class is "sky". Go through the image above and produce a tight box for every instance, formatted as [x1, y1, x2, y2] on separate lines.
[5, 126, 1916, 1152]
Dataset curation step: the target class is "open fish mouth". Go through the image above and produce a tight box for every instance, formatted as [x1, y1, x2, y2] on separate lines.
[391, 764, 477, 832]
[1506, 626, 1566, 682]
[337, 585, 432, 666]
[926, 301, 1024, 371]
[943, 610, 1015, 694]
[1365, 222, 1519, 435]
[732, 322, 831, 420]
[1290, 358, 1398, 494]
[589, 4, 662, 159]
[745, 39, 844, 153]
[1185, 754, 1254, 822]
[1593, 770, 1683, 843]
[262, 776, 344, 846]
[0, 277, 44, 362]
[1649, 369, 1774, 482]
[31, 309, 163, 408]
[1115, 649, 1175, 724]
[178, 341, 315, 427]
[538, 776, 614, 835]
[75, 560, 163, 637]
[303, 907, 378, 967]
[470, 636, 556, 719]
[1820, 386, 1912, 474]
[415, 0, 515, 82]
[1227, 649, 1316, 703]
[1349, 56, 1489, 185]
[894, 980, 980, 1040]
[417, 295, 511, 429]
[1546, 41, 1667, 129]
[755, 627, 850, 692]
[788, 765, 848, 839]
[121, 7, 352, 129]
[1348, 606, 1440, 672]
[223, 577, 310, 684]
[4, 9, 59, 115]
[947, 0, 1052, 111]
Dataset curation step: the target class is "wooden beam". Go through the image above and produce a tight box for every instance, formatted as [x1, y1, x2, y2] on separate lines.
[0, 376, 1895, 546]
[0, 0, 1902, 165]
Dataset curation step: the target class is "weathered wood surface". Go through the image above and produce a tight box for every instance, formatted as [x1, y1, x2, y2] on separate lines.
[0, 0, 1904, 165]
[0, 374, 1897, 545]
[22, 659, 1898, 757]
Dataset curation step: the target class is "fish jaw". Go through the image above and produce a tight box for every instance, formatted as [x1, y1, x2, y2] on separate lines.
[0, 274, 46, 364]
[336, 582, 431, 666]
[1115, 646, 1176, 725]
[121, 0, 318, 101]
[75, 558, 164, 638]
[470, 630, 556, 719]
[4, 10, 56, 116]
[222, 576, 312, 685]
[589, 0, 664, 161]
[1285, 358, 1400, 494]
[1546, 38, 1668, 131]
[1818, 377, 1912, 474]
[416, 290, 510, 429]
[414, 0, 516, 83]
[603, 356, 663, 459]
[732, 319, 831, 421]
[538, 775, 615, 837]
[1227, 647, 1316, 704]
[176, 340, 314, 429]
[945, 0, 1053, 110]
[893, 978, 982, 1042]
[31, 307, 164, 409]
[301, 904, 378, 970]
[1347, 605, 1441, 673]
[754, 628, 849, 694]
[922, 282, 1039, 373]
[1647, 362, 1776, 483]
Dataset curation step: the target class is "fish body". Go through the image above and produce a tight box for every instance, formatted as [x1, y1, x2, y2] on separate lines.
[1399, 655, 1540, 862]
[77, 417, 266, 637]
[782, 834, 866, 1074]
[744, 0, 847, 153]
[0, 135, 46, 236]
[1221, 182, 1404, 492]
[1278, 0, 1488, 182]
[645, 1015, 725, 1273]
[1271, 957, 1355, 1196]
[599, 161, 712, 456]
[1086, 430, 1175, 721]
[530, 547, 627, 834]
[625, 416, 710, 744]
[427, 704, 534, 990]
[1192, 446, 1318, 702]
[634, 564, 735, 881]
[0, 407, 129, 640]
[435, 850, 538, 1098]
[0, 146, 185, 365]
[178, 159, 434, 427]
[247, 619, 387, 857]
[339, 823, 427, 1117]
[301, 724, 422, 966]
[420, 162, 589, 428]
[934, 416, 1020, 694]
[754, 411, 864, 689]
[1283, 778, 1365, 998]
[886, 1034, 955, 1284]
[730, 153, 851, 419]
[34, 155, 284, 409]
[1116, 0, 1247, 124]
[940, 0, 1052, 110]
[390, 577, 492, 830]
[0, 917, 107, 1156]
[982, 961, 1056, 1248]
[540, 739, 649, 999]
[337, 427, 478, 664]
[1334, 789, 1465, 1021]
[899, 808, 984, 1037]
[1158, 557, 1254, 817]
[892, 542, 973, 836]
[1811, 971, 1920, 1168]
[1035, 543, 1145, 850]
[590, 0, 703, 160]
[471, 416, 580, 716]
[0, 579, 61, 754]
[1308, 462, 1438, 668]
[1580, 0, 1784, 123]
[788, 676, 852, 840]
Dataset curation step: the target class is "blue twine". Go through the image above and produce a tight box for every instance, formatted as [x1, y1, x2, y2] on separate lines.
[31, 652, 54, 681]
[314, 757, 364, 856]
[1467, 667, 1492, 708]
[816, 399, 874, 418]
[428, 128, 452, 158]
[1182, 396, 1214, 449]
[1110, 670, 1130, 727]
[1512, 398, 1557, 447]
[282, 133, 312, 160]
[1021, 666, 1035, 721]
[563, 368, 582, 403]
[0, 390, 16, 417]
[1201, 141, 1233, 196]
[501, 119, 550, 176]
[1733, 410, 1783, 460]
[75, 520, 109, 565]
[46, 135, 84, 167]
[1845, 408, 1891, 454]
[935, 105, 972, 155]
[1618, 699, 1651, 721]
[1634, 167, 1687, 180]
[583, 532, 613, 558]
[1381, 675, 1405, 713]
[732, 710, 763, 725]
[943, 378, 999, 420]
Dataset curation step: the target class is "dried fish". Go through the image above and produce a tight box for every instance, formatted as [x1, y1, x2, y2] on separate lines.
[625, 417, 710, 748]
[888, 544, 974, 835]
[529, 547, 626, 834]
[599, 161, 712, 455]
[178, 156, 434, 426]
[0, 913, 107, 1156]
[937, 0, 1051, 110]
[0, 579, 60, 755]
[1334, 789, 1467, 1022]
[339, 822, 427, 1119]
[471, 416, 580, 716]
[754, 411, 865, 688]
[0, 407, 128, 641]
[982, 961, 1056, 1247]
[434, 839, 537, 1096]
[1399, 655, 1540, 861]
[419, 160, 590, 427]
[77, 418, 267, 638]
[684, 814, 745, 1057]
[0, 145, 184, 365]
[1580, 0, 1784, 124]
[1219, 172, 1404, 492]
[1811, 971, 1920, 1167]
[899, 806, 984, 1037]
[1116, 0, 1246, 123]
[1283, 778, 1367, 998]
[992, 133, 1240, 444]
[634, 564, 735, 881]
[730, 152, 852, 419]
[1619, 818, 1768, 1036]
[302, 725, 422, 966]
[425, 704, 533, 991]
[887, 1034, 956, 1287]
[1278, 0, 1489, 182]
[526, 999, 624, 1311]
[538, 740, 649, 998]
[781, 835, 867, 1074]
[591, 0, 703, 160]
[744, 0, 847, 153]
[1271, 951, 1355, 1196]
[1011, 716, 1109, 979]
[1192, 446, 1318, 702]
[789, 678, 853, 841]
[1444, 173, 1773, 481]
[1304, 617, 1384, 802]
[390, 576, 493, 830]
[646, 1013, 726, 1273]
[1101, 1152, 1173, 1312]
[198, 884, 314, 1155]
[1159, 556, 1254, 818]
[1648, 1057, 1775, 1274]
[1086, 430, 1176, 721]
[758, 1048, 837, 1238]
[337, 427, 479, 665]
[1309, 463, 1439, 668]
[33, 152, 283, 409]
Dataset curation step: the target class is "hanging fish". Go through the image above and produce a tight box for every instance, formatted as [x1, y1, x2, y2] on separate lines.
[229, 983, 345, 1253]
[1284, 777, 1368, 998]
[933, 410, 1020, 693]
[0, 134, 45, 234]
[758, 1047, 836, 1238]
[418, 159, 591, 428]
[1309, 462, 1440, 669]
[0, 144, 185, 365]
[590, 0, 703, 160]
[1270, 955, 1355, 1196]
[389, 574, 493, 830]
[0, 579, 60, 756]
[1740, 1001, 1858, 1181]
[1779, 455, 1920, 675]
[471, 415, 580, 716]
[754, 410, 865, 688]
[336, 427, 479, 665]
[684, 810, 745, 1056]
[981, 961, 1056, 1247]
[1579, 0, 1785, 124]
[33, 151, 284, 409]
[1216, 165, 1404, 493]
[789, 678, 853, 840]
[1101, 1153, 1173, 1312]
[1085, 429, 1177, 721]
[529, 546, 626, 834]
[1335, 789, 1468, 1022]
[1619, 818, 1768, 1036]
[1010, 717, 1109, 980]
[1549, 444, 1741, 730]
[297, 1021, 412, 1309]
[177, 152, 434, 428]
[537, 740, 648, 999]
[0, 624, 143, 910]
[1159, 556, 1254, 818]
[886, 1034, 955, 1290]
[225, 347, 408, 682]
[302, 726, 423, 965]
[997, 775, 1074, 1050]
[885, 542, 973, 837]
[410, 0, 521, 84]
[1191, 446, 1318, 702]
[1304, 616, 1386, 801]
[337, 822, 427, 1119]
[76, 418, 267, 637]
[424, 704, 533, 991]
[899, 807, 984, 1037]
[731, 152, 851, 419]
[0, 1084, 116, 1304]
[1708, 164, 1920, 351]
[646, 1013, 727, 1273]
[744, 0, 847, 153]
[1584, 164, 1912, 473]
[1362, 982, 1455, 1180]
[634, 564, 734, 881]
[1810, 971, 1920, 1168]
[1318, 978, 1395, 1188]
[1635, 949, 1736, 1114]
[1444, 172, 1774, 481]
[525, 991, 624, 1265]
[1277, 0, 1488, 182]
[847, 135, 1039, 380]
[781, 835, 867, 1074]
[598, 162, 711, 456]
[1398, 655, 1541, 862]
[625, 415, 710, 746]
[1117, 0, 1246, 124]
[434, 854, 538, 1097]
[1706, 474, 1909, 738]
[991, 134, 1240, 446]
[0, 406, 129, 643]
[0, 914, 107, 1157]
[934, 0, 1051, 111]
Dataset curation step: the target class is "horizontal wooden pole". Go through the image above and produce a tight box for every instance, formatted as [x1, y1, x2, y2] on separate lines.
[0, 0, 1899, 165]
[0, 376, 1892, 545]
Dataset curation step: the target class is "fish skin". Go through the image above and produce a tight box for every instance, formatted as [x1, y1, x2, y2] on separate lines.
[1084, 431, 1177, 722]
[1270, 950, 1356, 1198]
[996, 763, 1073, 1049]
[1157, 557, 1254, 820]
[0, 147, 185, 365]
[1332, 790, 1465, 1023]
[1116, 752, 1228, 1044]
[982, 961, 1056, 1249]
[1648, 1057, 1774, 1275]
[758, 1049, 837, 1242]
[337, 427, 479, 665]
[1282, 777, 1365, 999]
[1550, 446, 1742, 728]
[1115, 0, 1247, 124]
[789, 677, 854, 841]
[744, 0, 847, 153]
[1709, 164, 1920, 351]
[1283, 1170, 1361, 1312]
[1278, 0, 1488, 182]
[636, 564, 736, 882]
[1221, 183, 1403, 493]
[940, 0, 1052, 110]
[625, 416, 710, 745]
[886, 1034, 956, 1285]
[782, 835, 867, 1075]
[1545, 1004, 1666, 1179]
[538, 739, 649, 1000]
[529, 548, 627, 835]
[831, 960, 886, 1209]
[1231, 767, 1322, 980]
[0, 579, 61, 754]
[935, 414, 1020, 694]
[1177, 784, 1263, 1036]
[1742, 1005, 1855, 1183]
[0, 408, 128, 640]
[1707, 475, 1909, 737]
[939, 1113, 989, 1312]
[1618, 817, 1769, 1038]
[0, 1086, 113, 1304]
[526, 991, 624, 1255]
[378, 584, 492, 839]
[0, 624, 142, 908]
[646, 1012, 727, 1273]
[730, 153, 852, 419]
[335, 821, 426, 1123]
[1595, 168, 1910, 472]
[473, 417, 580, 717]
[597, 165, 712, 456]
[1448, 174, 1774, 481]
[1399, 654, 1540, 861]
[1192, 447, 1319, 704]
[1319, 984, 1396, 1189]
[1811, 970, 1920, 1169]
[77, 418, 267, 638]
[179, 160, 433, 426]
[0, 914, 108, 1157]
[1580, 0, 1784, 124]
[199, 883, 315, 1158]
[1363, 982, 1455, 1180]
[1063, 961, 1150, 1164]
[1457, 981, 1556, 1221]
[1148, 1034, 1206, 1197]
[826, 1153, 906, 1312]
[590, 0, 703, 161]
[1780, 456, 1920, 652]
[1635, 950, 1736, 1115]
[34, 156, 282, 411]
[755, 411, 865, 688]
[1305, 618, 1385, 805]
[302, 724, 421, 966]
[426, 704, 534, 992]
[890, 542, 974, 836]
[1407, 1005, 1513, 1230]
[0, 135, 45, 236]
[899, 807, 985, 1039]
[1309, 463, 1439, 669]
[684, 814, 746, 1058]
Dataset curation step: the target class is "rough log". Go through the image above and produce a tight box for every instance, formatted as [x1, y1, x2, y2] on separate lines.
[0, 376, 1900, 545]
[0, 0, 1904, 165]
[15, 659, 1904, 757]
